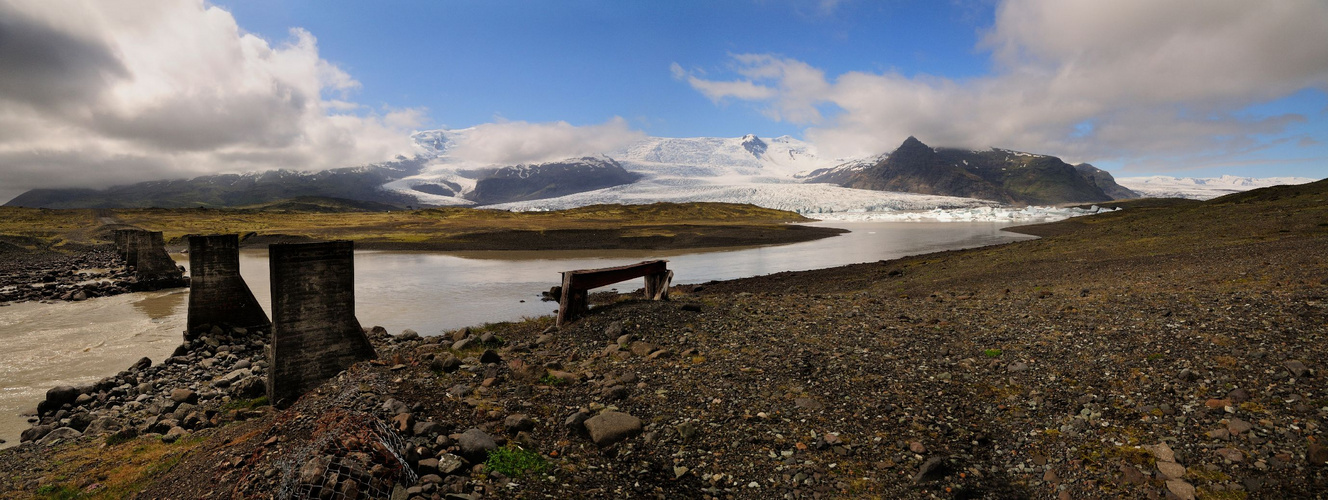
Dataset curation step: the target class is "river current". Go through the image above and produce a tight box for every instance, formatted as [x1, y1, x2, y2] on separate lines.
[0, 220, 1036, 447]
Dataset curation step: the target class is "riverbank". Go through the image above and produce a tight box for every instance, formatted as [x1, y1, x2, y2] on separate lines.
[2, 180, 1325, 498]
[0, 202, 843, 255]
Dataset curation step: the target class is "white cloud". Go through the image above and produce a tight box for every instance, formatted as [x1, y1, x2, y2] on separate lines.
[679, 0, 1328, 167]
[448, 118, 647, 165]
[0, 0, 423, 199]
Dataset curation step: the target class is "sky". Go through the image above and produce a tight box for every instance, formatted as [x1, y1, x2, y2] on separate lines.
[0, 0, 1325, 203]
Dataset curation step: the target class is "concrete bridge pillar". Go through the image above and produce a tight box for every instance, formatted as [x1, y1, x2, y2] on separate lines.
[186, 234, 270, 338]
[267, 241, 376, 408]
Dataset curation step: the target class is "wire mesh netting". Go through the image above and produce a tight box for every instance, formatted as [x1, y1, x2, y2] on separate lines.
[272, 409, 418, 499]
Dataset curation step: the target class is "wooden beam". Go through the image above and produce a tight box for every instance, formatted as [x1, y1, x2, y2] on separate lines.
[556, 260, 670, 326]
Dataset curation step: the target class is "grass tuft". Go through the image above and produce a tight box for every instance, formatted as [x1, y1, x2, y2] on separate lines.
[485, 446, 549, 478]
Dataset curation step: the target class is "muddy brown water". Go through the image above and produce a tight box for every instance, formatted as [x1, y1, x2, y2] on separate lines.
[0, 221, 1036, 447]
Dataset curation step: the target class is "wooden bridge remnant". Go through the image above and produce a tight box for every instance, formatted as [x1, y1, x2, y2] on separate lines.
[557, 260, 673, 326]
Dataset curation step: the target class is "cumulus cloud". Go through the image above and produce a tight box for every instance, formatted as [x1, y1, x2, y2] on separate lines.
[678, 0, 1328, 167]
[448, 118, 646, 165]
[0, 0, 423, 202]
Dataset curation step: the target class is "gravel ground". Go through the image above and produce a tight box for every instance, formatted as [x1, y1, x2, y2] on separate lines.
[2, 181, 1325, 499]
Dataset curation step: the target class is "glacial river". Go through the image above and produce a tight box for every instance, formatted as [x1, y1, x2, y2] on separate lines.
[0, 220, 1037, 447]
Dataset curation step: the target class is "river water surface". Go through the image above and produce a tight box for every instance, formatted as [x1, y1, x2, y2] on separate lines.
[0, 221, 1036, 447]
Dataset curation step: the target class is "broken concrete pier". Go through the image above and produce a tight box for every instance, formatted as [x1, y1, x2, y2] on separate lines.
[186, 234, 271, 338]
[267, 240, 376, 408]
[113, 228, 185, 290]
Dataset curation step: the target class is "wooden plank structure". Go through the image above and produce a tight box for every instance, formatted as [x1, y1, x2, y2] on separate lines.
[557, 260, 673, 326]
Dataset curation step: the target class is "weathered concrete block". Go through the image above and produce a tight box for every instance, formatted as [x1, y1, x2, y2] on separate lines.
[267, 241, 376, 408]
[114, 229, 184, 289]
[187, 234, 270, 336]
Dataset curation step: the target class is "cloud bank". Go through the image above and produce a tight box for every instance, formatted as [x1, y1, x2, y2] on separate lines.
[678, 0, 1328, 167]
[0, 0, 423, 202]
[448, 118, 646, 165]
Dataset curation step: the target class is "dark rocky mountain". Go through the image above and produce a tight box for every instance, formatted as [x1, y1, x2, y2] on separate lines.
[740, 134, 768, 157]
[5, 157, 428, 209]
[815, 137, 1136, 205]
[1073, 163, 1139, 200]
[468, 157, 641, 205]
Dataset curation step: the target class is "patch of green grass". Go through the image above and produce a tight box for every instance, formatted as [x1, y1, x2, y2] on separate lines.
[538, 374, 566, 386]
[485, 446, 549, 478]
[219, 396, 269, 412]
[34, 483, 79, 499]
[1147, 353, 1164, 361]
[983, 348, 1003, 358]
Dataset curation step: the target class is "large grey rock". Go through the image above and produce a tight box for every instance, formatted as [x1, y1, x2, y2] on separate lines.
[457, 429, 496, 459]
[20, 424, 53, 443]
[38, 426, 82, 446]
[84, 417, 121, 436]
[584, 411, 642, 447]
[231, 376, 266, 399]
[45, 385, 80, 408]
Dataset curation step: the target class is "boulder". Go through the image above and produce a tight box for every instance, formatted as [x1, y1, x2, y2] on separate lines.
[231, 376, 266, 399]
[45, 385, 80, 408]
[39, 426, 82, 446]
[20, 424, 53, 443]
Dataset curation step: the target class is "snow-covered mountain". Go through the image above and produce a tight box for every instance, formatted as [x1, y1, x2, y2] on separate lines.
[1117, 175, 1319, 200]
[390, 129, 1001, 214]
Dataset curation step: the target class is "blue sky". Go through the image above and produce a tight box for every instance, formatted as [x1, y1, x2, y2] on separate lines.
[213, 0, 1328, 179]
[212, 1, 994, 138]
[0, 0, 1324, 202]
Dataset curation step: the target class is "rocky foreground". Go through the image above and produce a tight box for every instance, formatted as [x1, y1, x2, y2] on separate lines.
[2, 181, 1326, 499]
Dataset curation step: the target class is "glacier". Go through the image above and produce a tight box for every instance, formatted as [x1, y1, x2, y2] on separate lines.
[1117, 175, 1318, 200]
[390, 129, 1314, 223]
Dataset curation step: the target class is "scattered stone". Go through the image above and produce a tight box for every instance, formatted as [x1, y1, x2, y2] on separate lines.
[399, 329, 420, 340]
[912, 457, 949, 483]
[794, 397, 823, 410]
[436, 454, 466, 475]
[1215, 448, 1243, 462]
[457, 429, 496, 459]
[1285, 360, 1309, 377]
[1166, 479, 1196, 500]
[1146, 443, 1176, 463]
[479, 349, 502, 364]
[1157, 461, 1186, 480]
[169, 388, 197, 404]
[604, 321, 623, 340]
[584, 411, 642, 447]
[1227, 418, 1252, 434]
[431, 354, 462, 373]
[504, 414, 534, 433]
[161, 426, 187, 443]
[1309, 442, 1327, 466]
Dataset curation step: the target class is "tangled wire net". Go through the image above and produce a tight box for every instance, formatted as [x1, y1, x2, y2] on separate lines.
[272, 409, 418, 499]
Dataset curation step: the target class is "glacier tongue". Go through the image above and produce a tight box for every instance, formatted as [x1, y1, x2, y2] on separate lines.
[1117, 175, 1317, 200]
[809, 205, 1117, 223]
